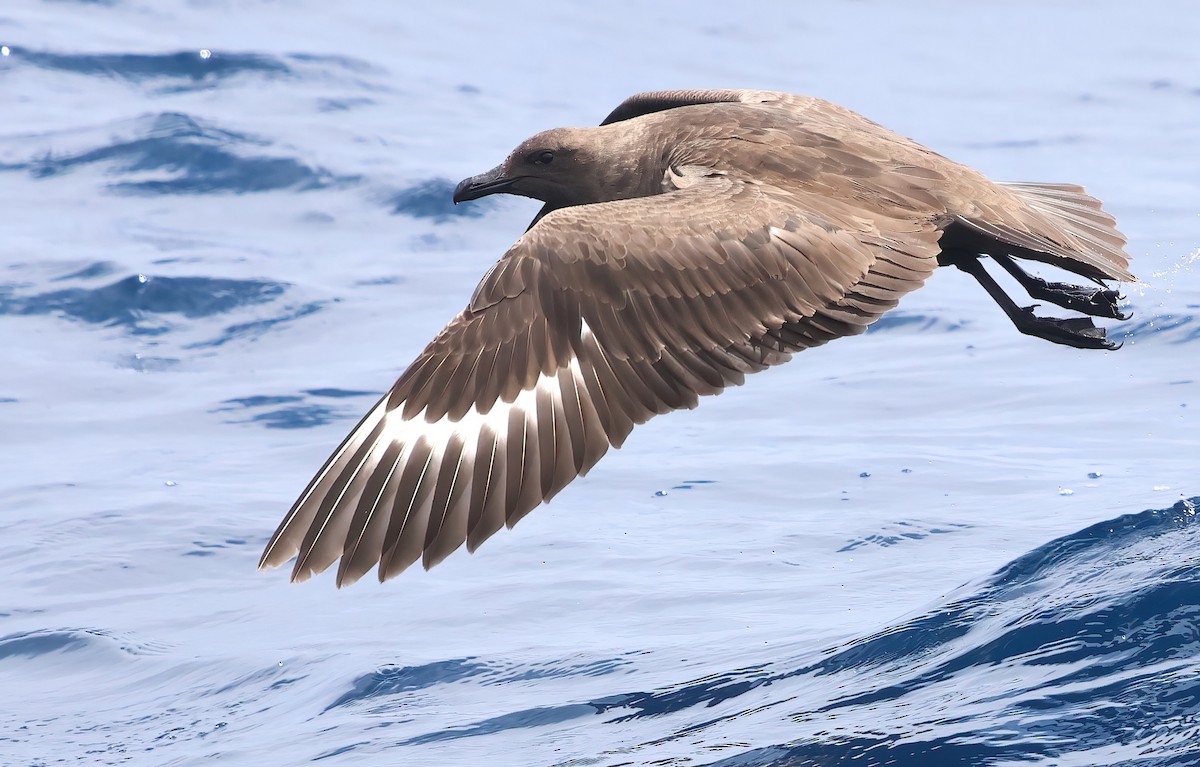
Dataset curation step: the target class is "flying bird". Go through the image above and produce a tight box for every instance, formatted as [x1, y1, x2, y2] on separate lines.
[259, 89, 1134, 586]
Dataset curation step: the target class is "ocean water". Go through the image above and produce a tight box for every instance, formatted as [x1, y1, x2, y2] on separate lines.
[2, 1, 1199, 765]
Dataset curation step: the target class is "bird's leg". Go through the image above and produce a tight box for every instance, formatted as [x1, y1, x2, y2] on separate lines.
[990, 253, 1129, 320]
[943, 252, 1118, 350]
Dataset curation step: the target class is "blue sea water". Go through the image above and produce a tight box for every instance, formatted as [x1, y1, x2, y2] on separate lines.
[2, 1, 1199, 765]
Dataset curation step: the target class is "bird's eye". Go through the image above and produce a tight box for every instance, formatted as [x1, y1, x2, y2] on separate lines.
[530, 150, 555, 166]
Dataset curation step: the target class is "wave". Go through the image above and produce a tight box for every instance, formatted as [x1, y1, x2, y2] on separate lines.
[0, 271, 285, 334]
[1, 112, 351, 195]
[12, 47, 291, 84]
[212, 388, 378, 429]
[0, 268, 328, 350]
[1116, 313, 1200, 345]
[865, 309, 1200, 344]
[388, 178, 496, 221]
[376, 497, 1200, 765]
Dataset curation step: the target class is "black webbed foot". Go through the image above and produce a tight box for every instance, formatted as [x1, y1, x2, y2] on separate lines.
[945, 252, 1123, 351]
[1014, 305, 1120, 350]
[992, 254, 1130, 320]
[1018, 275, 1128, 320]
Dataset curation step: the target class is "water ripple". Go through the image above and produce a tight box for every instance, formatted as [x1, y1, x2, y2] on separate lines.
[326, 658, 491, 711]
[1118, 312, 1200, 344]
[389, 498, 1200, 765]
[3, 112, 351, 195]
[12, 47, 290, 84]
[866, 311, 968, 334]
[213, 388, 376, 429]
[388, 178, 495, 221]
[0, 273, 287, 335]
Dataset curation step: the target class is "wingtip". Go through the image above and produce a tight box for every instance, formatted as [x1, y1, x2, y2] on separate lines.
[289, 562, 314, 585]
[257, 551, 283, 573]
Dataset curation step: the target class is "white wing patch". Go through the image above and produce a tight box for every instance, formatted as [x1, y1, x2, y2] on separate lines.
[273, 351, 602, 585]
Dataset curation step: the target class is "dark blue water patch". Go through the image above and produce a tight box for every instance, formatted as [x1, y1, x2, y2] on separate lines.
[317, 97, 376, 112]
[314, 742, 373, 761]
[0, 397, 16, 404]
[483, 655, 636, 686]
[241, 405, 340, 429]
[577, 497, 1200, 765]
[207, 664, 296, 697]
[285, 52, 380, 74]
[388, 178, 495, 221]
[0, 630, 91, 660]
[702, 734, 1045, 767]
[0, 273, 287, 336]
[184, 538, 247, 557]
[185, 299, 329, 348]
[606, 668, 773, 723]
[327, 653, 635, 727]
[304, 388, 377, 399]
[353, 275, 406, 287]
[5, 112, 351, 195]
[837, 520, 972, 553]
[325, 658, 491, 711]
[213, 390, 367, 429]
[401, 704, 600, 746]
[11, 46, 290, 84]
[49, 261, 119, 282]
[268, 675, 307, 691]
[1116, 313, 1200, 344]
[866, 312, 968, 334]
[394, 497, 1200, 763]
[0, 628, 165, 661]
[219, 394, 304, 409]
[669, 479, 717, 491]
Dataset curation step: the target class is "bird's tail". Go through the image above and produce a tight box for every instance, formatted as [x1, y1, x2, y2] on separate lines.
[953, 181, 1135, 284]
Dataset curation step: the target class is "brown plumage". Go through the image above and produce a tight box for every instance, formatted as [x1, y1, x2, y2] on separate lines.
[258, 89, 1134, 586]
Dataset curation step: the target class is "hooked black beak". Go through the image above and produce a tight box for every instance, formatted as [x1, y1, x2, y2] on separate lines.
[453, 165, 515, 203]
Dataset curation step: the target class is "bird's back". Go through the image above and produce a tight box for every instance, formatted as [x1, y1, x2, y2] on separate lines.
[619, 91, 1130, 281]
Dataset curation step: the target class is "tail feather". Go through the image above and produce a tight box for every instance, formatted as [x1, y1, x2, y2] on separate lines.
[952, 182, 1135, 284]
[999, 182, 1134, 282]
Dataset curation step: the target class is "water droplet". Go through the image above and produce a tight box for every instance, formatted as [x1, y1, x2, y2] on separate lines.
[199, 49, 212, 60]
[1059, 488, 1074, 496]
[1087, 471, 1102, 479]
[901, 468, 913, 474]
[164, 480, 177, 487]
[858, 471, 870, 478]
[654, 490, 668, 497]
[136, 273, 148, 284]
[1153, 485, 1171, 491]
[1, 46, 10, 57]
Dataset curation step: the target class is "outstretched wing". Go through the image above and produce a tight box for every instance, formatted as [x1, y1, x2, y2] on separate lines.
[258, 174, 942, 586]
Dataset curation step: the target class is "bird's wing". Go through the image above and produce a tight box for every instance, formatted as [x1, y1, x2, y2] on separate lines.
[258, 173, 943, 586]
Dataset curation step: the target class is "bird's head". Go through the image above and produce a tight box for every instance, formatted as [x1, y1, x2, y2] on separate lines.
[453, 126, 655, 212]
